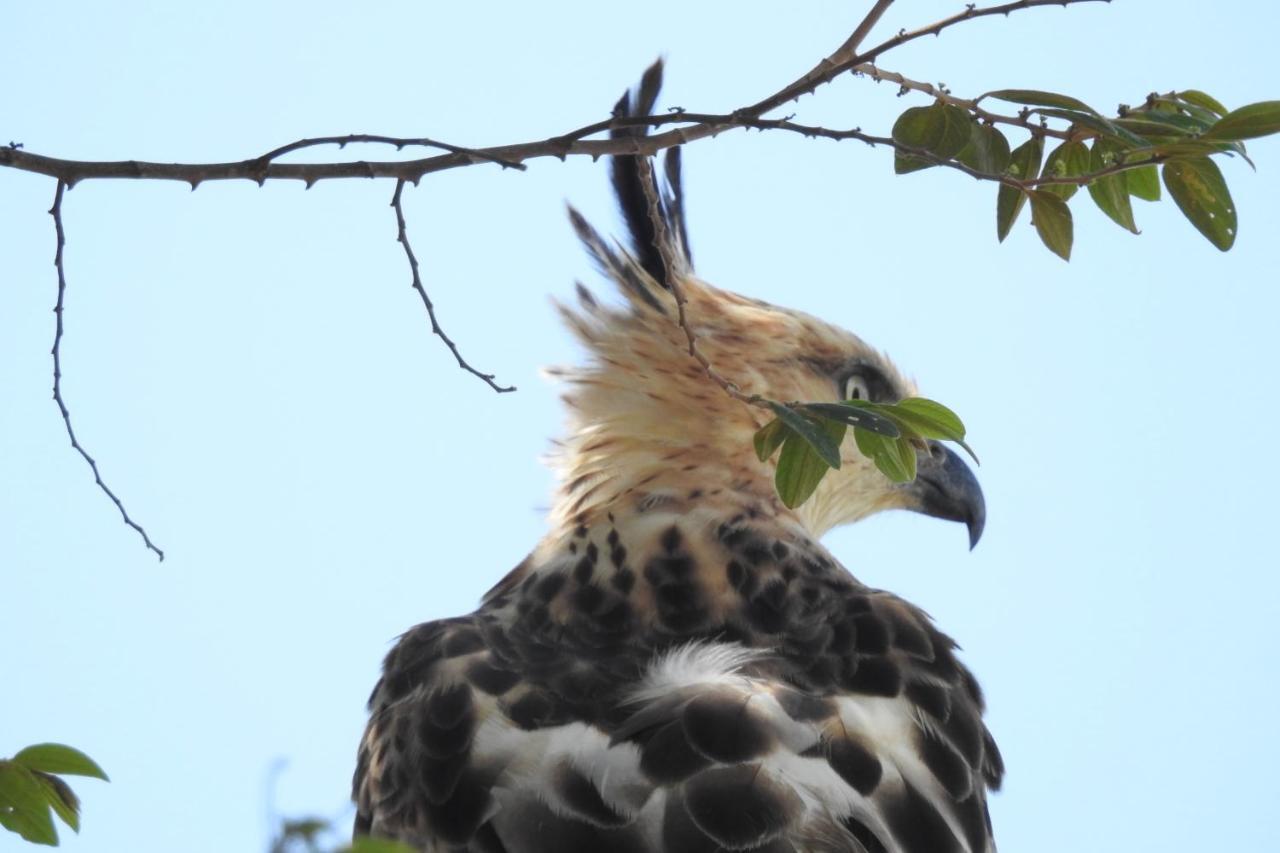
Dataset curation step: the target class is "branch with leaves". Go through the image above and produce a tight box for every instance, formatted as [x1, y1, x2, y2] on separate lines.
[3, 0, 1279, 555]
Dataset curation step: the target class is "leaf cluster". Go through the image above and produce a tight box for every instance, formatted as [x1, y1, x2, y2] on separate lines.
[0, 744, 108, 847]
[753, 397, 974, 508]
[891, 90, 1280, 257]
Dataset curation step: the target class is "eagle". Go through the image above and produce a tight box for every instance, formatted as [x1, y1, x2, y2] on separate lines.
[353, 61, 1000, 853]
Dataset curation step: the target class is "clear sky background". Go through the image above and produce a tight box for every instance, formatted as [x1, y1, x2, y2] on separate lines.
[3, 2, 1278, 851]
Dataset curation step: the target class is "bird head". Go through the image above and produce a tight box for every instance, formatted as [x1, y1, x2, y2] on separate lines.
[549, 60, 983, 547]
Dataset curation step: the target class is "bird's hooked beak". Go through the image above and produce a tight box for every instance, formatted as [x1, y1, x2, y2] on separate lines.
[903, 441, 986, 549]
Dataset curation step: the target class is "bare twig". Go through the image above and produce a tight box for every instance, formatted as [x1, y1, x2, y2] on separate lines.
[250, 134, 526, 177]
[739, 0, 1107, 118]
[389, 180, 515, 393]
[49, 181, 165, 561]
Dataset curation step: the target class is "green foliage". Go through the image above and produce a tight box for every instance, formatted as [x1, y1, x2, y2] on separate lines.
[0, 744, 108, 846]
[269, 810, 416, 853]
[885, 87, 1279, 259]
[754, 397, 974, 509]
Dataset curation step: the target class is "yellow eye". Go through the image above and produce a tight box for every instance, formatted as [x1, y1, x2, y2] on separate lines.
[843, 375, 871, 401]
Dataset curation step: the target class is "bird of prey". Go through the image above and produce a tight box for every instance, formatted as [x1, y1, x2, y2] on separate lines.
[353, 61, 1000, 853]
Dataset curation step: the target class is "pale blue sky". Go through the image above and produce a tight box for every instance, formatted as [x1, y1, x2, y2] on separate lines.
[3, 2, 1279, 851]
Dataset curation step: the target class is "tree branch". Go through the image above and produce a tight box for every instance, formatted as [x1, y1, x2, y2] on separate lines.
[389, 180, 515, 393]
[48, 181, 165, 561]
[0, 0, 1110, 191]
[855, 63, 1075, 141]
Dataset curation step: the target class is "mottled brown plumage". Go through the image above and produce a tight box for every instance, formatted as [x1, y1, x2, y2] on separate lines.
[354, 61, 998, 853]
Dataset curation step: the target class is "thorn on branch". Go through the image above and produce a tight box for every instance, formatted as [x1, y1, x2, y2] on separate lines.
[48, 180, 165, 561]
[389, 180, 514, 394]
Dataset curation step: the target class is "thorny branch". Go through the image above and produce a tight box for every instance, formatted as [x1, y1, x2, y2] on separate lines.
[49, 182, 165, 561]
[390, 181, 515, 393]
[5, 0, 1115, 556]
[1, 0, 1107, 190]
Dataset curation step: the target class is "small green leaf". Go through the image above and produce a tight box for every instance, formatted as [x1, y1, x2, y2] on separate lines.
[891, 398, 965, 440]
[1040, 140, 1091, 200]
[1115, 110, 1211, 137]
[983, 89, 1097, 114]
[767, 402, 842, 469]
[876, 398, 979, 464]
[1027, 190, 1074, 261]
[1029, 108, 1148, 148]
[345, 838, 419, 853]
[1177, 89, 1229, 118]
[997, 136, 1044, 241]
[1086, 138, 1139, 234]
[1126, 165, 1161, 201]
[0, 762, 59, 846]
[956, 123, 1012, 175]
[892, 102, 972, 173]
[775, 419, 846, 508]
[1202, 100, 1280, 141]
[853, 429, 917, 483]
[752, 418, 788, 462]
[1162, 157, 1237, 250]
[798, 402, 900, 437]
[33, 774, 79, 833]
[14, 745, 109, 782]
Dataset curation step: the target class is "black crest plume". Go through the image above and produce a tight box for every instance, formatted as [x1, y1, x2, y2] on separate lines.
[609, 59, 693, 290]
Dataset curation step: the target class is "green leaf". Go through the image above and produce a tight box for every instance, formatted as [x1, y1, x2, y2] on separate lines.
[1031, 108, 1149, 148]
[1086, 138, 1139, 234]
[752, 418, 787, 462]
[1027, 190, 1074, 261]
[997, 136, 1044, 241]
[345, 839, 419, 853]
[1115, 110, 1211, 137]
[1177, 89, 1229, 118]
[0, 762, 58, 846]
[892, 102, 972, 174]
[1041, 139, 1091, 200]
[1126, 164, 1161, 201]
[798, 402, 900, 437]
[767, 402, 842, 469]
[853, 429, 917, 484]
[1202, 100, 1280, 141]
[983, 89, 1097, 114]
[14, 745, 109, 782]
[956, 123, 1012, 175]
[882, 398, 979, 464]
[890, 398, 965, 440]
[33, 774, 79, 834]
[775, 419, 846, 508]
[1151, 138, 1254, 168]
[1162, 157, 1237, 250]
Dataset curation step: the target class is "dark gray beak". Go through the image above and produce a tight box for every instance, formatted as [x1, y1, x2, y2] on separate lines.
[905, 441, 986, 549]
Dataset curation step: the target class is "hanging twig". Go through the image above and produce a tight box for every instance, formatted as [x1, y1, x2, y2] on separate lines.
[49, 181, 165, 561]
[389, 180, 515, 393]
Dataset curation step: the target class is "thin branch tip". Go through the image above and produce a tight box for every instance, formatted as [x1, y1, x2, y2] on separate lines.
[389, 181, 515, 393]
[48, 180, 165, 561]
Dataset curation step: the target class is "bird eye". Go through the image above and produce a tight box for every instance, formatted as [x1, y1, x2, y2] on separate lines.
[843, 374, 871, 401]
